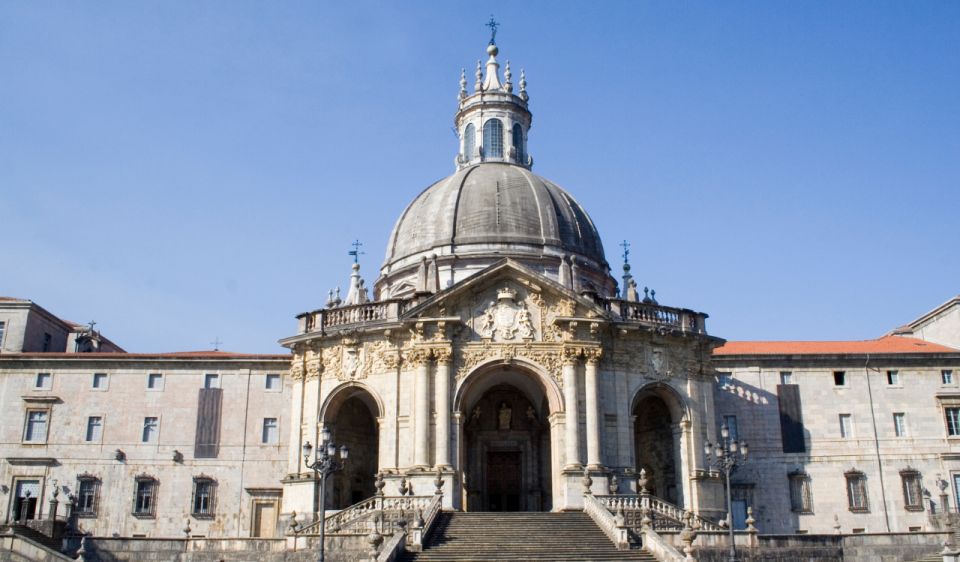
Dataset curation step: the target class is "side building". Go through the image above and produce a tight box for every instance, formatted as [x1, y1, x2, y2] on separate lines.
[712, 296, 960, 535]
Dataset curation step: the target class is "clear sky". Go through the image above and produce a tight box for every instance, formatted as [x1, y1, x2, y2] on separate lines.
[1, 2, 958, 353]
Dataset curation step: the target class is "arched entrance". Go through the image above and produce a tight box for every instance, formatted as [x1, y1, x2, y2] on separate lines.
[321, 385, 380, 509]
[457, 363, 558, 512]
[633, 387, 685, 506]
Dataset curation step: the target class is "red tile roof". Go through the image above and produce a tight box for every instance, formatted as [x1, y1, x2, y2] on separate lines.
[713, 335, 957, 356]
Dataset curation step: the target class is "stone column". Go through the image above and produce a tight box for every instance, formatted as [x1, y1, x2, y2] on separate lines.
[434, 350, 452, 469]
[563, 351, 582, 469]
[413, 351, 431, 468]
[584, 349, 603, 469]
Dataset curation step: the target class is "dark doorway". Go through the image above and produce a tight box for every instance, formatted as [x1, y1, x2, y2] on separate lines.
[486, 451, 522, 511]
[12, 480, 40, 522]
[328, 393, 379, 509]
[634, 394, 680, 505]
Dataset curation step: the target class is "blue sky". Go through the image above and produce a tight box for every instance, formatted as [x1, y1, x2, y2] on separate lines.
[1, 2, 958, 353]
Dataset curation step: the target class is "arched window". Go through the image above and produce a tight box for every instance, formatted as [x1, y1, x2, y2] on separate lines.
[483, 119, 503, 159]
[463, 123, 476, 161]
[512, 123, 525, 164]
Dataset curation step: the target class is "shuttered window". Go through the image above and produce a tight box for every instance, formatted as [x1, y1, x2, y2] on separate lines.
[194, 388, 223, 458]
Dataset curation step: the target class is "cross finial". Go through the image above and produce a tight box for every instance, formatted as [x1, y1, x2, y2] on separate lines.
[211, 336, 223, 351]
[348, 239, 365, 264]
[619, 240, 631, 265]
[87, 320, 97, 332]
[486, 15, 499, 45]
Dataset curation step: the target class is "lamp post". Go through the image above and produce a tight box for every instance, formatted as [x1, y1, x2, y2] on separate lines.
[704, 423, 748, 562]
[302, 425, 349, 562]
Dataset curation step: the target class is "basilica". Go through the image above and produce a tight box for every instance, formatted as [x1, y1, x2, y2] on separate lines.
[1, 32, 958, 562]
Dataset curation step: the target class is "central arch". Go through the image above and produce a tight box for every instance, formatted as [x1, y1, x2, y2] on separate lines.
[455, 360, 561, 512]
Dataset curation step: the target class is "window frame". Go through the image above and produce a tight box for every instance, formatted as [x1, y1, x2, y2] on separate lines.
[191, 476, 217, 518]
[23, 408, 50, 444]
[141, 416, 159, 443]
[943, 370, 955, 386]
[845, 470, 870, 513]
[34, 372, 52, 390]
[839, 413, 853, 439]
[91, 372, 109, 390]
[463, 123, 476, 160]
[261, 417, 279, 445]
[204, 373, 220, 389]
[788, 471, 813, 514]
[945, 406, 960, 437]
[717, 372, 733, 389]
[900, 469, 924, 512]
[779, 371, 794, 385]
[723, 415, 739, 442]
[886, 370, 901, 386]
[85, 415, 104, 443]
[75, 474, 100, 518]
[893, 412, 907, 437]
[482, 118, 504, 159]
[146, 373, 164, 391]
[132, 475, 158, 518]
[264, 373, 281, 392]
[833, 371, 846, 386]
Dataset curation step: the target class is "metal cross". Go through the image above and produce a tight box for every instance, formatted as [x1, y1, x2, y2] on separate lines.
[486, 15, 499, 45]
[619, 240, 631, 265]
[348, 240, 365, 264]
[211, 337, 223, 351]
[87, 320, 97, 331]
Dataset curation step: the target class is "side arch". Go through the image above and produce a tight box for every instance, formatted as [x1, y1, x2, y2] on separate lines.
[319, 381, 384, 424]
[318, 381, 383, 509]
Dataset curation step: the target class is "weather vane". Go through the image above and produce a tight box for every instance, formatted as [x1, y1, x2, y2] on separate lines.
[620, 240, 631, 265]
[348, 239, 365, 264]
[211, 336, 223, 351]
[486, 15, 499, 45]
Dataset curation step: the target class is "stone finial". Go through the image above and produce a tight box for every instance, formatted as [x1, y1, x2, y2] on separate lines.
[679, 511, 698, 562]
[334, 287, 342, 306]
[745, 506, 757, 533]
[608, 473, 619, 495]
[75, 536, 89, 561]
[642, 287, 651, 304]
[504, 61, 513, 92]
[345, 262, 368, 306]
[398, 477, 409, 496]
[614, 503, 626, 528]
[626, 279, 639, 302]
[637, 468, 649, 495]
[327, 289, 335, 308]
[367, 528, 384, 559]
[434, 469, 445, 495]
[475, 60, 483, 91]
[519, 69, 528, 101]
[651, 289, 658, 305]
[833, 514, 841, 535]
[289, 511, 300, 534]
[375, 472, 386, 496]
[459, 68, 468, 101]
[183, 519, 192, 538]
[582, 467, 593, 495]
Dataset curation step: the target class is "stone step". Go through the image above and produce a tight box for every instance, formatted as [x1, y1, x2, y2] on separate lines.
[399, 512, 654, 562]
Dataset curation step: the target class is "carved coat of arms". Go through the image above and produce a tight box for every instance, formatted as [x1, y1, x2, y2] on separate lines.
[341, 346, 366, 380]
[478, 287, 536, 341]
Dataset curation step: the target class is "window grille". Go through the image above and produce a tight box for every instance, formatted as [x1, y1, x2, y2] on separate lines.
[845, 471, 869, 512]
[788, 472, 813, 513]
[133, 476, 157, 517]
[192, 477, 217, 517]
[76, 476, 100, 517]
[901, 470, 923, 511]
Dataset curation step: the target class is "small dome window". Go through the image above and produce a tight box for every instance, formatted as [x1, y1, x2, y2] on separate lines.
[512, 123, 525, 164]
[483, 119, 504, 159]
[463, 123, 476, 160]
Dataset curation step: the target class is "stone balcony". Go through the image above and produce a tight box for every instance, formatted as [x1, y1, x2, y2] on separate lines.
[602, 299, 709, 335]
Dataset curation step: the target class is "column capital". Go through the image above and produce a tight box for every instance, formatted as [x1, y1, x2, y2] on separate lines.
[404, 348, 433, 367]
[432, 347, 453, 365]
[583, 347, 603, 366]
[562, 346, 582, 366]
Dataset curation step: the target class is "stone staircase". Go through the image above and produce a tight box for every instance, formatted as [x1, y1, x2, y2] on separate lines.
[0, 523, 63, 553]
[398, 512, 657, 561]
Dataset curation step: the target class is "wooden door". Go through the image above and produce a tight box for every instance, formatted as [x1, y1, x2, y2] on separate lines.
[251, 502, 277, 538]
[486, 451, 522, 511]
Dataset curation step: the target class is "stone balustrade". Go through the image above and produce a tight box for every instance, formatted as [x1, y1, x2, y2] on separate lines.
[604, 299, 708, 334]
[298, 300, 406, 334]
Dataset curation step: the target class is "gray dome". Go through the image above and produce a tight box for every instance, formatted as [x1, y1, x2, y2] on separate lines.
[378, 163, 612, 295]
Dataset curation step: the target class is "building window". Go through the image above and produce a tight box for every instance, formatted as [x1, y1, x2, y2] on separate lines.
[893, 413, 907, 437]
[483, 118, 504, 158]
[92, 373, 108, 390]
[42, 333, 52, 352]
[463, 123, 476, 159]
[204, 374, 220, 389]
[12, 480, 40, 521]
[839, 414, 853, 438]
[35, 372, 52, 389]
[901, 470, 923, 511]
[265, 374, 281, 391]
[142, 417, 159, 443]
[0, 320, 6, 349]
[845, 470, 869, 512]
[76, 476, 100, 518]
[943, 370, 954, 385]
[723, 415, 739, 441]
[512, 123, 525, 164]
[147, 373, 163, 390]
[789, 472, 813, 513]
[192, 477, 217, 517]
[946, 408, 960, 437]
[718, 372, 732, 388]
[133, 476, 158, 517]
[886, 370, 900, 385]
[23, 410, 49, 443]
[261, 418, 279, 444]
[85, 416, 103, 442]
[780, 371, 793, 385]
[833, 371, 846, 386]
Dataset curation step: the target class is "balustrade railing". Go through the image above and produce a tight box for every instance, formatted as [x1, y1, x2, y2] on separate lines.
[603, 300, 707, 334]
[583, 494, 630, 550]
[594, 494, 722, 532]
[291, 495, 434, 537]
[300, 300, 405, 334]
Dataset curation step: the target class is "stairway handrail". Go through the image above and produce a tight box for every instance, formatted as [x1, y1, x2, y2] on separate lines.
[583, 493, 630, 550]
[292, 495, 434, 537]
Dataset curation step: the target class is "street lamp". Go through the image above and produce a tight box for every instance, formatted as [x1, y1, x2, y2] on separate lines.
[704, 423, 748, 562]
[303, 425, 349, 562]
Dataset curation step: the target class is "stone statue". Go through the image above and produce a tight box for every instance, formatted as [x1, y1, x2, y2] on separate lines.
[498, 402, 512, 430]
[516, 302, 535, 339]
[472, 405, 482, 423]
[479, 302, 496, 338]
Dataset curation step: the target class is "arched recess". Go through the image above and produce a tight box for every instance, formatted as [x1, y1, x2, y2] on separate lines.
[319, 382, 382, 509]
[631, 382, 689, 507]
[455, 359, 562, 512]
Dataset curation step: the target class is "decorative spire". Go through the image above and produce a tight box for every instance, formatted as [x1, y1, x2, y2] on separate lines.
[619, 240, 634, 300]
[482, 42, 503, 91]
[474, 60, 483, 91]
[348, 239, 364, 264]
[458, 68, 467, 101]
[504, 61, 513, 93]
[344, 262, 369, 305]
[519, 69, 528, 101]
